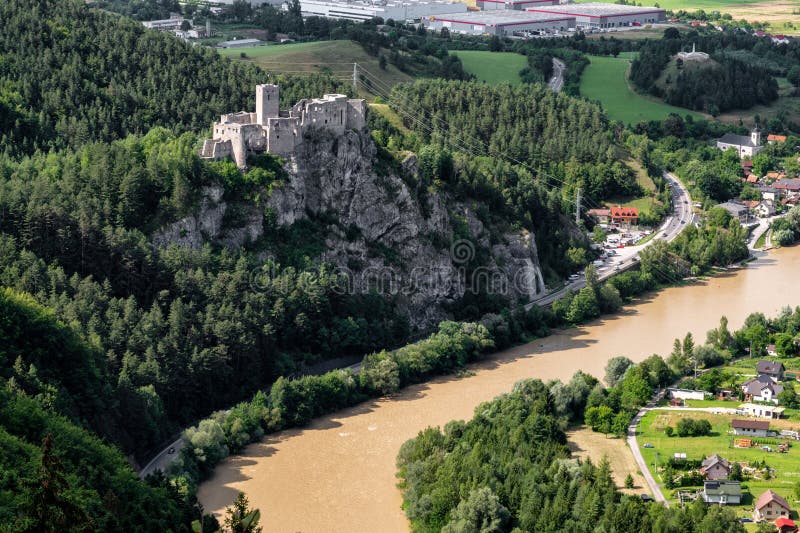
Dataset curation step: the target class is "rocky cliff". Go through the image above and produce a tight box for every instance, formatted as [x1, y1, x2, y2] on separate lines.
[154, 128, 546, 329]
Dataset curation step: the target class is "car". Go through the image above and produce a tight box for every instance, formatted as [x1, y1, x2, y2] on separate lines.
[640, 494, 654, 502]
[681, 220, 686, 224]
[569, 274, 580, 281]
[643, 443, 654, 448]
[168, 447, 176, 454]
[761, 445, 773, 452]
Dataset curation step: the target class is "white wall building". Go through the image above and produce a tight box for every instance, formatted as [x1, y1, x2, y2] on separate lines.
[423, 10, 575, 35]
[716, 128, 763, 158]
[525, 3, 666, 29]
[298, 0, 467, 21]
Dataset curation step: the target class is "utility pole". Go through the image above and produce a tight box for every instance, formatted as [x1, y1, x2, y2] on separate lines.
[353, 63, 358, 94]
[575, 186, 581, 225]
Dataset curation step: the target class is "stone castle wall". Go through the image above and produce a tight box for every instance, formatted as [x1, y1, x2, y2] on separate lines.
[200, 84, 366, 168]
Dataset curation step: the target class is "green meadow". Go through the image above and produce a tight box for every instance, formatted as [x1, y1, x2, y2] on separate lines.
[451, 50, 527, 86]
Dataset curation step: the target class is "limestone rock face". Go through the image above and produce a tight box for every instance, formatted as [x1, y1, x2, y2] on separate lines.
[154, 129, 547, 329]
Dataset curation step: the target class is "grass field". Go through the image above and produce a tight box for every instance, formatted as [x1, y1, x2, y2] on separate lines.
[637, 409, 800, 514]
[451, 50, 527, 86]
[218, 40, 414, 94]
[580, 55, 703, 124]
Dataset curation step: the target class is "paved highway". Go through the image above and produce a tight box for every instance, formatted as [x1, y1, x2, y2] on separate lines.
[548, 58, 566, 92]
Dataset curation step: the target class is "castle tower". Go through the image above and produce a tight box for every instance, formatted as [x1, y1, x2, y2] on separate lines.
[751, 125, 761, 146]
[256, 84, 279, 125]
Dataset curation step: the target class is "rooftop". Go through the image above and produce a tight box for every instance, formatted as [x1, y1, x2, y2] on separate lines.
[717, 133, 758, 148]
[757, 360, 785, 374]
[755, 489, 791, 512]
[732, 419, 770, 430]
[526, 2, 665, 16]
[703, 480, 742, 496]
[429, 10, 575, 25]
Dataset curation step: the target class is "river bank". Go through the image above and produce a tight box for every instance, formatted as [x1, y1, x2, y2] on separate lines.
[198, 246, 800, 532]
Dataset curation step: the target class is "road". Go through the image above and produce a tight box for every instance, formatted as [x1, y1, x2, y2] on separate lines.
[526, 171, 691, 309]
[548, 58, 566, 92]
[138, 437, 184, 479]
[140, 173, 693, 478]
[627, 391, 669, 506]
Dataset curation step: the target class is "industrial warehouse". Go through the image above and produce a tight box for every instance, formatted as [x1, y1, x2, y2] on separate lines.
[475, 0, 559, 11]
[422, 10, 575, 35]
[298, 0, 466, 21]
[525, 3, 666, 29]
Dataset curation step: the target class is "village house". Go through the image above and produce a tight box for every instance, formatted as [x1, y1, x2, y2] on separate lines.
[740, 402, 785, 419]
[768, 134, 788, 144]
[758, 186, 781, 202]
[757, 360, 786, 381]
[668, 388, 709, 401]
[732, 419, 771, 437]
[609, 206, 639, 227]
[701, 455, 731, 480]
[775, 517, 798, 533]
[717, 201, 751, 223]
[587, 208, 610, 224]
[742, 375, 784, 404]
[754, 490, 792, 522]
[754, 201, 776, 218]
[703, 480, 742, 505]
[774, 179, 800, 194]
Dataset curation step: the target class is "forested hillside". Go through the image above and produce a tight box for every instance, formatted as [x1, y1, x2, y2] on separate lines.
[0, 0, 347, 156]
[0, 289, 198, 531]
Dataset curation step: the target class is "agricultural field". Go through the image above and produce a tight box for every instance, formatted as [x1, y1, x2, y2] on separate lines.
[451, 50, 527, 85]
[636, 409, 800, 516]
[218, 40, 414, 93]
[579, 55, 703, 124]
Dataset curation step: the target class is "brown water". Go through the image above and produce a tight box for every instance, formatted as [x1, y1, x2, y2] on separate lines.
[198, 248, 800, 532]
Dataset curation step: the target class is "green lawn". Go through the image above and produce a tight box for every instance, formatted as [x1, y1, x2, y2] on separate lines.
[451, 50, 527, 86]
[580, 55, 704, 124]
[637, 410, 800, 513]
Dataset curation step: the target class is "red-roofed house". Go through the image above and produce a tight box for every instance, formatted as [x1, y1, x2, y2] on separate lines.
[774, 179, 800, 192]
[746, 174, 759, 184]
[767, 172, 788, 181]
[587, 208, 610, 224]
[768, 134, 788, 144]
[754, 490, 792, 521]
[610, 206, 639, 227]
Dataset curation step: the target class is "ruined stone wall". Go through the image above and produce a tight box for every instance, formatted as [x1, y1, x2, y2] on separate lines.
[266, 117, 301, 155]
[346, 99, 366, 130]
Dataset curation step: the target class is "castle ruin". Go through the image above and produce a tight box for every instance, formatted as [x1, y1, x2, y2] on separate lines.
[199, 84, 366, 169]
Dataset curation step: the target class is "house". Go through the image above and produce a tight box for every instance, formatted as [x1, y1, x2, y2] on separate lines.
[587, 208, 610, 224]
[732, 419, 771, 437]
[742, 160, 754, 173]
[754, 490, 792, 521]
[740, 402, 785, 419]
[703, 481, 742, 505]
[768, 134, 788, 144]
[610, 206, 639, 227]
[746, 174, 759, 184]
[767, 172, 788, 181]
[755, 201, 776, 218]
[701, 455, 731, 480]
[716, 128, 763, 158]
[767, 344, 778, 356]
[757, 360, 785, 381]
[717, 201, 751, 223]
[742, 375, 784, 404]
[759, 186, 781, 202]
[668, 388, 709, 401]
[775, 517, 798, 533]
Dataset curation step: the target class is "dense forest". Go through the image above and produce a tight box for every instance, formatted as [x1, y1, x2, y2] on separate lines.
[0, 0, 349, 157]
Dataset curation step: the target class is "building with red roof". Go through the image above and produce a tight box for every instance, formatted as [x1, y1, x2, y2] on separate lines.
[609, 206, 639, 226]
[768, 134, 788, 143]
[775, 517, 797, 532]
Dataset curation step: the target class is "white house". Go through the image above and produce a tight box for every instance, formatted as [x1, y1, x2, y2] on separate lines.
[668, 388, 709, 401]
[739, 403, 785, 419]
[716, 127, 763, 158]
[742, 375, 784, 404]
[732, 419, 771, 437]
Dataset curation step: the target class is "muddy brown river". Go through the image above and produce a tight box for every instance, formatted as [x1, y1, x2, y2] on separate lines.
[198, 248, 800, 532]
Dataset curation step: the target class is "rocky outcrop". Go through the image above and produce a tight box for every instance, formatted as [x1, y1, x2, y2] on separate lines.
[154, 128, 547, 329]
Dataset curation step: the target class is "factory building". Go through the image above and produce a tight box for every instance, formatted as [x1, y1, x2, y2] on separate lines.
[423, 10, 575, 35]
[526, 3, 666, 28]
[298, 0, 467, 21]
[476, 0, 558, 11]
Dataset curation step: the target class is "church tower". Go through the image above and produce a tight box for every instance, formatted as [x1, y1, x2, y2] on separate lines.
[751, 125, 761, 146]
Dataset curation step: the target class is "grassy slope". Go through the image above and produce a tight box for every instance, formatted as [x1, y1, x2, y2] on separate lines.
[451, 50, 527, 85]
[580, 55, 703, 124]
[637, 410, 800, 514]
[219, 40, 414, 93]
